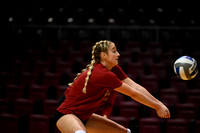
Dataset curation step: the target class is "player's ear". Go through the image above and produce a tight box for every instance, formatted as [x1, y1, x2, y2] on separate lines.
[100, 52, 106, 60]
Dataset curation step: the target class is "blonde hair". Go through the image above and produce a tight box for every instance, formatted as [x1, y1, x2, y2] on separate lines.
[68, 40, 112, 94]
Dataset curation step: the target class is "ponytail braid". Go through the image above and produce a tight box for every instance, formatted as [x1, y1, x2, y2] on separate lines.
[82, 40, 111, 93]
[82, 44, 97, 93]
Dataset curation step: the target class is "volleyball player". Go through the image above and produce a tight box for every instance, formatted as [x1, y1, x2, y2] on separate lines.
[55, 40, 170, 133]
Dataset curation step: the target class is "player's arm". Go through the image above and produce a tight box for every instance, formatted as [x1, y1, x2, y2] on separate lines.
[122, 77, 162, 105]
[114, 82, 170, 118]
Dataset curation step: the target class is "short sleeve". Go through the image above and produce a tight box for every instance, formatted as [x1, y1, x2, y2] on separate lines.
[96, 72, 122, 89]
[111, 65, 128, 80]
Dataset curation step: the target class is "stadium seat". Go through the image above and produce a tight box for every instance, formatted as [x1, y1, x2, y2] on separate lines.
[139, 117, 161, 133]
[118, 101, 140, 119]
[14, 98, 33, 115]
[20, 71, 36, 87]
[149, 62, 168, 80]
[0, 72, 11, 86]
[43, 72, 60, 86]
[167, 42, 184, 56]
[29, 114, 49, 133]
[58, 40, 74, 52]
[119, 51, 132, 62]
[137, 51, 154, 65]
[169, 76, 189, 91]
[109, 116, 130, 128]
[146, 42, 163, 55]
[11, 59, 27, 74]
[127, 62, 145, 78]
[5, 84, 23, 101]
[176, 103, 197, 120]
[160, 51, 177, 66]
[140, 74, 159, 95]
[166, 118, 189, 133]
[79, 40, 94, 51]
[125, 41, 142, 53]
[43, 99, 58, 116]
[160, 88, 180, 105]
[0, 113, 18, 133]
[29, 84, 47, 101]
[55, 60, 72, 74]
[185, 89, 200, 105]
[34, 60, 50, 75]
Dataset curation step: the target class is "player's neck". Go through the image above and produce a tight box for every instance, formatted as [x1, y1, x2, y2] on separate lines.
[101, 62, 112, 70]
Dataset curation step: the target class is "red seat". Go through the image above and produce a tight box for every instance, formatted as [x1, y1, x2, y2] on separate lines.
[139, 117, 161, 133]
[43, 99, 58, 116]
[0, 113, 18, 133]
[127, 62, 145, 78]
[55, 60, 72, 74]
[170, 76, 188, 91]
[149, 62, 168, 79]
[5, 84, 23, 101]
[140, 74, 159, 95]
[137, 51, 154, 65]
[147, 42, 163, 55]
[43, 72, 60, 86]
[29, 114, 49, 133]
[34, 60, 50, 75]
[166, 118, 189, 133]
[58, 40, 74, 52]
[160, 51, 176, 66]
[11, 59, 27, 74]
[167, 42, 183, 55]
[109, 116, 130, 128]
[125, 41, 142, 52]
[79, 41, 94, 51]
[0, 72, 11, 86]
[14, 98, 33, 115]
[29, 84, 47, 100]
[185, 89, 200, 105]
[70, 50, 85, 63]
[176, 103, 197, 120]
[119, 101, 140, 119]
[20, 72, 36, 87]
[160, 88, 180, 105]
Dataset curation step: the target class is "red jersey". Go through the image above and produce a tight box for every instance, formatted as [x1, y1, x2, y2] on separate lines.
[57, 63, 127, 120]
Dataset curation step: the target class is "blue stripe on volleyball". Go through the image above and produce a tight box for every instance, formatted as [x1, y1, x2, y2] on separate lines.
[185, 56, 193, 61]
[180, 56, 193, 61]
[176, 67, 180, 77]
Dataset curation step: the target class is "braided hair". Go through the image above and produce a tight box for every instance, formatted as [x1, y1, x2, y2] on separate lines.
[68, 40, 112, 93]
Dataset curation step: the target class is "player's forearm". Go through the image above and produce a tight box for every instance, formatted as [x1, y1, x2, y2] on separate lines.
[123, 78, 162, 105]
[115, 83, 161, 110]
[129, 89, 161, 110]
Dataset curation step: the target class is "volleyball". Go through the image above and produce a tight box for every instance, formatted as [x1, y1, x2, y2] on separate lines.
[173, 56, 198, 80]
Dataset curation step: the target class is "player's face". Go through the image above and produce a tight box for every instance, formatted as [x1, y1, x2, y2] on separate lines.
[104, 42, 120, 68]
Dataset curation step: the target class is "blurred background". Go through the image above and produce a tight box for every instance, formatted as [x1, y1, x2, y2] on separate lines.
[0, 5, 200, 133]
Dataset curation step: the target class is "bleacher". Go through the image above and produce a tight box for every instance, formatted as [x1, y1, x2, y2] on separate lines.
[0, 7, 200, 133]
